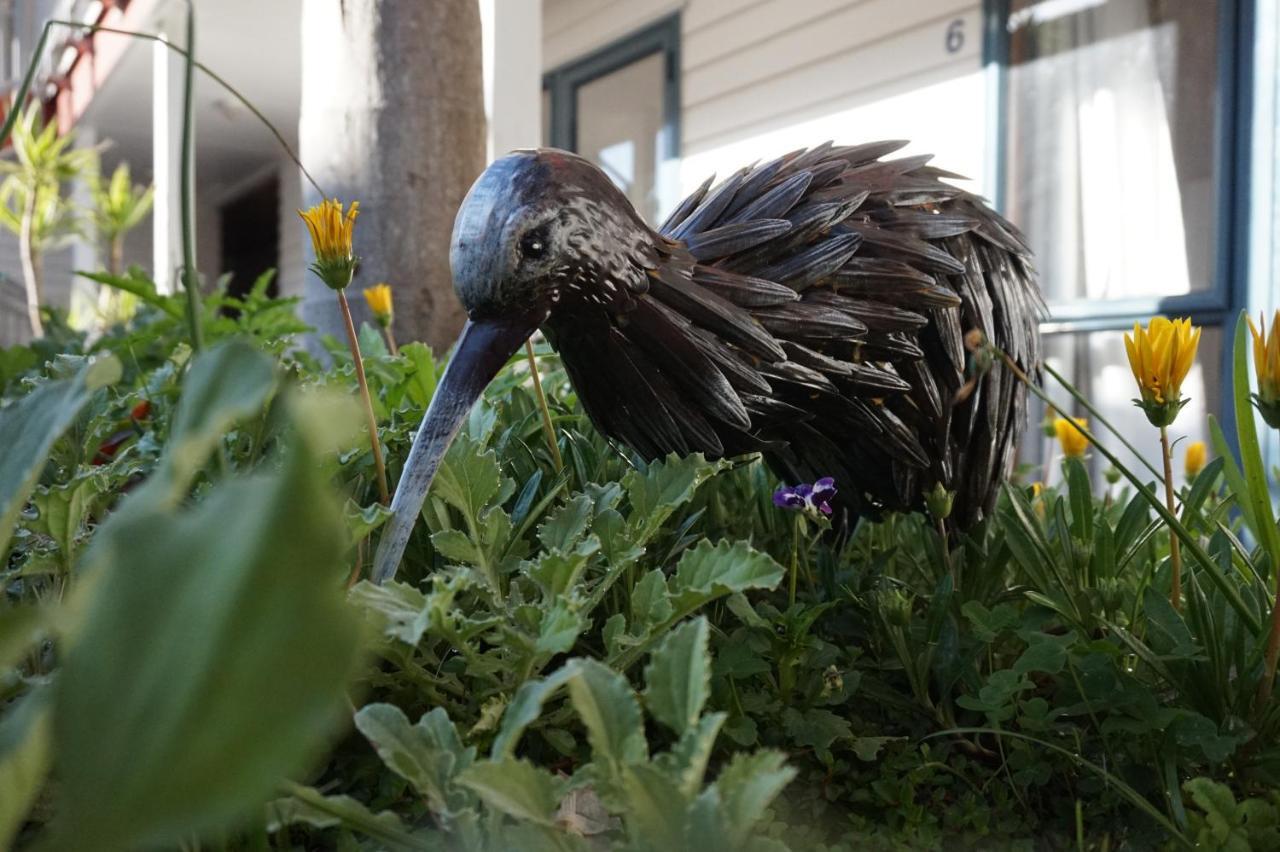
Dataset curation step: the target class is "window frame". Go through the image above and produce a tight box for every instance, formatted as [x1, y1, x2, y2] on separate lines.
[982, 0, 1258, 441]
[542, 15, 681, 163]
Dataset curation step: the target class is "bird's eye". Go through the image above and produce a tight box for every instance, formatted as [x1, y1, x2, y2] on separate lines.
[520, 229, 548, 261]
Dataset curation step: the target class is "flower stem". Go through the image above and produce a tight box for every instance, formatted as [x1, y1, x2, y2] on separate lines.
[524, 339, 563, 473]
[381, 325, 399, 357]
[789, 514, 801, 608]
[179, 3, 203, 353]
[1160, 426, 1182, 610]
[338, 290, 389, 505]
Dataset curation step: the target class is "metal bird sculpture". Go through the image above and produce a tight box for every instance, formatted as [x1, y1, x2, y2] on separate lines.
[372, 142, 1042, 583]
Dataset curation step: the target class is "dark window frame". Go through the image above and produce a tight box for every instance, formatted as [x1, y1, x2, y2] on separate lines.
[982, 0, 1257, 441]
[542, 14, 681, 162]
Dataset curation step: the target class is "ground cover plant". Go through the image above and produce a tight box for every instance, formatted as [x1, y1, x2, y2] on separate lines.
[2, 262, 1280, 849]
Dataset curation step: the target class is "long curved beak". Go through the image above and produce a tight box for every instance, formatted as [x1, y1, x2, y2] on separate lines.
[372, 310, 542, 584]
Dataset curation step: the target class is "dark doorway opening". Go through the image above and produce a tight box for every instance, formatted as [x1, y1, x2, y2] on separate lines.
[220, 176, 280, 298]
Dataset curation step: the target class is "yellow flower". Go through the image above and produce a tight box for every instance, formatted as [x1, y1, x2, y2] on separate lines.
[1249, 311, 1280, 428]
[1184, 440, 1207, 478]
[363, 283, 394, 327]
[299, 199, 360, 290]
[1053, 417, 1089, 458]
[1123, 316, 1201, 426]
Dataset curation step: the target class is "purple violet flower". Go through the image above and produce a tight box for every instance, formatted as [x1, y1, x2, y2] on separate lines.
[773, 477, 837, 516]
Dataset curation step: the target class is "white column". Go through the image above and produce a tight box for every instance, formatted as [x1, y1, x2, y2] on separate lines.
[151, 32, 183, 295]
[481, 0, 542, 162]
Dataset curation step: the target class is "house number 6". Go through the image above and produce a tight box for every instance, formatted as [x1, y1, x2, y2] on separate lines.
[945, 18, 965, 53]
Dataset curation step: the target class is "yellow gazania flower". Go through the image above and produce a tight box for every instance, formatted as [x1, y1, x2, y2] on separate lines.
[1249, 311, 1280, 428]
[1053, 417, 1089, 458]
[299, 199, 360, 290]
[363, 283, 394, 327]
[1123, 316, 1201, 427]
[1184, 440, 1207, 479]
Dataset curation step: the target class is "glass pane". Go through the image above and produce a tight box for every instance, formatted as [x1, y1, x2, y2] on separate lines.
[1005, 0, 1220, 305]
[575, 52, 666, 225]
[1020, 326, 1223, 487]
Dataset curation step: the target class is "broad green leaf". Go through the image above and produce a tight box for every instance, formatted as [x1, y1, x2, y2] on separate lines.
[630, 569, 673, 629]
[0, 688, 51, 850]
[491, 663, 579, 760]
[267, 784, 427, 851]
[619, 762, 689, 850]
[782, 707, 851, 756]
[77, 269, 182, 318]
[535, 599, 587, 657]
[567, 659, 647, 768]
[0, 353, 119, 557]
[525, 546, 595, 600]
[151, 340, 277, 501]
[354, 704, 475, 816]
[457, 758, 563, 826]
[623, 453, 727, 539]
[538, 493, 594, 552]
[432, 433, 506, 523]
[1064, 456, 1093, 543]
[345, 499, 392, 545]
[713, 750, 796, 848]
[670, 540, 784, 614]
[851, 736, 904, 762]
[644, 617, 711, 736]
[432, 527, 481, 563]
[0, 604, 46, 672]
[400, 342, 437, 409]
[52, 442, 361, 850]
[657, 712, 726, 797]
[349, 579, 431, 646]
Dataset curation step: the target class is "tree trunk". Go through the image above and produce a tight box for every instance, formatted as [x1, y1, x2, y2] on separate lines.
[19, 187, 43, 338]
[298, 0, 486, 354]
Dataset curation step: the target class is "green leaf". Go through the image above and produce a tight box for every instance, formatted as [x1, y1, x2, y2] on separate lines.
[0, 353, 120, 558]
[0, 604, 47, 672]
[0, 688, 51, 850]
[782, 707, 851, 756]
[620, 762, 689, 850]
[567, 659, 647, 768]
[345, 499, 392, 545]
[269, 783, 428, 851]
[538, 493, 594, 552]
[1225, 314, 1280, 581]
[432, 433, 506, 524]
[52, 442, 361, 850]
[354, 704, 475, 815]
[658, 712, 726, 797]
[150, 340, 277, 501]
[491, 663, 579, 760]
[644, 617, 711, 736]
[400, 342, 438, 409]
[432, 527, 481, 564]
[77, 269, 181, 318]
[713, 750, 796, 848]
[851, 736, 903, 762]
[630, 569, 674, 629]
[457, 758, 564, 826]
[670, 540, 785, 614]
[624, 453, 728, 540]
[349, 579, 431, 646]
[1064, 456, 1094, 543]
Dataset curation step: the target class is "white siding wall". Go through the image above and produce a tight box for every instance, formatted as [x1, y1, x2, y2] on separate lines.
[544, 0, 988, 198]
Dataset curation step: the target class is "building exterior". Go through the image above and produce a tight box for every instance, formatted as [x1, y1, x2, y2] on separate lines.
[0, 0, 1276, 473]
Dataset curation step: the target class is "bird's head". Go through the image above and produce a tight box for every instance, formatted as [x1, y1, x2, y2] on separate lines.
[450, 148, 652, 321]
[373, 148, 651, 582]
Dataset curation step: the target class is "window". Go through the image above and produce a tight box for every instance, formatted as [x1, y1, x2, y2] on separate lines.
[543, 16, 680, 225]
[991, 0, 1250, 479]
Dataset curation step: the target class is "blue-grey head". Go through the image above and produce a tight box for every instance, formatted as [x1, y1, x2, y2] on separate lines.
[373, 148, 651, 583]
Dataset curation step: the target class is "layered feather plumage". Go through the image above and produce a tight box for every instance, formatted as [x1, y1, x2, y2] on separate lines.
[538, 142, 1043, 526]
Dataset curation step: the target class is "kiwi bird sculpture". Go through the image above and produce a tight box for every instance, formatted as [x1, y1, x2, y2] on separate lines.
[372, 142, 1043, 583]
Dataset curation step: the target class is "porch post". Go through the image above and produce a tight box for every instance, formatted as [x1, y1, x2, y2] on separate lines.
[151, 31, 183, 295]
[482, 0, 543, 161]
